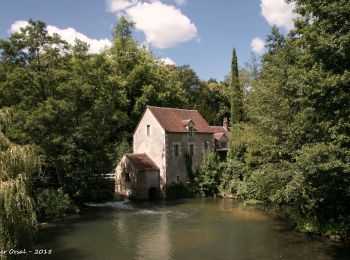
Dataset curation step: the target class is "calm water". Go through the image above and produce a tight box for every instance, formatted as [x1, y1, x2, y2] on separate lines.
[35, 198, 350, 260]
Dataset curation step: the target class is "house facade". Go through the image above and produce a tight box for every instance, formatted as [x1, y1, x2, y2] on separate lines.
[115, 106, 230, 199]
[211, 117, 231, 153]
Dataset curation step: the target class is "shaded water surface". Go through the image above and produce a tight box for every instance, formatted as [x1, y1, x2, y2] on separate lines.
[35, 198, 350, 260]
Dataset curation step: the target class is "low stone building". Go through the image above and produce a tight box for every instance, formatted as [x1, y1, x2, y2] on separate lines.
[115, 153, 160, 199]
[115, 106, 230, 199]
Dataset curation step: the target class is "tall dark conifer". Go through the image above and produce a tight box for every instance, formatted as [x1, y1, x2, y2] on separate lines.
[230, 48, 243, 125]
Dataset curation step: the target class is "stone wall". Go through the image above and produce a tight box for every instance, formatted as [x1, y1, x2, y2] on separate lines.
[165, 132, 214, 183]
[115, 155, 135, 198]
[115, 155, 160, 200]
[136, 170, 160, 199]
[133, 108, 166, 189]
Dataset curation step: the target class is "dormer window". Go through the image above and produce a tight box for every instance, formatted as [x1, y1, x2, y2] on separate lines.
[188, 126, 194, 137]
[147, 125, 150, 136]
[182, 119, 195, 137]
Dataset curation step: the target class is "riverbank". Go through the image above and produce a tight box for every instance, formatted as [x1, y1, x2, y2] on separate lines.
[219, 194, 350, 242]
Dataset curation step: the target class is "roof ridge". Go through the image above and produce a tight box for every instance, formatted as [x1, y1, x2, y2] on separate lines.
[146, 105, 214, 133]
[147, 105, 198, 112]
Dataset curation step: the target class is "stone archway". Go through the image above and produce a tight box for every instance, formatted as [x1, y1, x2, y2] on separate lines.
[148, 187, 158, 199]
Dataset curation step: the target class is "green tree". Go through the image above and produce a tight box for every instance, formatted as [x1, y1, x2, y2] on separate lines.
[0, 20, 130, 201]
[229, 48, 244, 125]
[290, 0, 350, 73]
[0, 109, 41, 253]
[195, 80, 230, 125]
[228, 49, 245, 160]
[265, 25, 285, 55]
[176, 65, 201, 107]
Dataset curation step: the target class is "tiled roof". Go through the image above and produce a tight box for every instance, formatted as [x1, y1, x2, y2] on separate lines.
[148, 106, 213, 133]
[214, 132, 225, 141]
[213, 132, 231, 142]
[211, 126, 226, 133]
[126, 153, 159, 171]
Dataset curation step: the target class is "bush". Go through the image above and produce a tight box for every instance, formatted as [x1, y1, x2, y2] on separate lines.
[194, 150, 221, 196]
[36, 189, 74, 219]
[240, 162, 293, 203]
[165, 181, 189, 200]
[283, 144, 350, 228]
[219, 158, 245, 196]
[239, 143, 350, 237]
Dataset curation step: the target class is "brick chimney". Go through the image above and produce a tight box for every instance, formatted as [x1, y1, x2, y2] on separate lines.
[223, 117, 228, 131]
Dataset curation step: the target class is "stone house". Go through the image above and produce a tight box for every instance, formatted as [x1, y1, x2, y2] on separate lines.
[115, 154, 160, 199]
[115, 106, 230, 199]
[211, 117, 231, 152]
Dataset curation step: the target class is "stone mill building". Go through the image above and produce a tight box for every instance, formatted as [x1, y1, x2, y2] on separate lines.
[115, 106, 230, 199]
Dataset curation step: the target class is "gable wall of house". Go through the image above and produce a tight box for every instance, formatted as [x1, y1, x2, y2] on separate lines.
[115, 155, 138, 198]
[115, 155, 160, 199]
[165, 132, 214, 183]
[133, 109, 167, 189]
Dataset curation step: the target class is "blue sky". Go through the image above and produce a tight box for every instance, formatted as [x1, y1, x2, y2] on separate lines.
[0, 0, 296, 81]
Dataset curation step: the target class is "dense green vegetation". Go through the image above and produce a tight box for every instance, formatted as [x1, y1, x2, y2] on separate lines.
[0, 109, 40, 254]
[194, 0, 350, 239]
[0, 0, 349, 250]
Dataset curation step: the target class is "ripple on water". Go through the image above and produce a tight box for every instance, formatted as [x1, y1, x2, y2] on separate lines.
[84, 200, 133, 209]
[84, 200, 183, 216]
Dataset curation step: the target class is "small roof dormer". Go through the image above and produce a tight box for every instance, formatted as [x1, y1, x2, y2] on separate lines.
[181, 119, 196, 130]
[182, 119, 196, 136]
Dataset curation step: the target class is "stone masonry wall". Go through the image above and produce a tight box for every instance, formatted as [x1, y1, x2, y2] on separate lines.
[165, 132, 214, 183]
[133, 109, 166, 190]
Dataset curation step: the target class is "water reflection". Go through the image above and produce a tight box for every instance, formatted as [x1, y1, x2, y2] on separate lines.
[135, 214, 171, 260]
[35, 199, 350, 260]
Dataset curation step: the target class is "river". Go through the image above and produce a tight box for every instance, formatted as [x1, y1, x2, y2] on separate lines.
[35, 198, 350, 260]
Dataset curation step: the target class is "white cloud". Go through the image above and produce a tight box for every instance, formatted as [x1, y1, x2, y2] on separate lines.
[9, 20, 112, 54]
[260, 0, 298, 30]
[251, 37, 265, 55]
[106, 0, 138, 12]
[175, 0, 187, 5]
[126, 1, 197, 48]
[160, 57, 176, 65]
[8, 20, 29, 34]
[107, 0, 197, 49]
